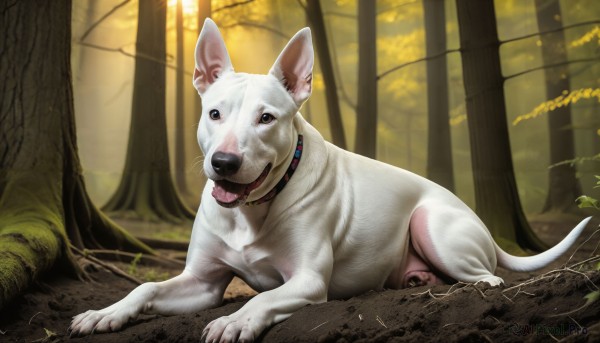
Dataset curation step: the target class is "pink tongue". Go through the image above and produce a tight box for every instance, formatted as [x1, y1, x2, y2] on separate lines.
[212, 181, 246, 204]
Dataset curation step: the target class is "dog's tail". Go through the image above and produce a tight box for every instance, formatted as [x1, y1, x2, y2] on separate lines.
[495, 216, 593, 272]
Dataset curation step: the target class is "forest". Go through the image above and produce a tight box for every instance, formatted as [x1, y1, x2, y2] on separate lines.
[1, 0, 599, 342]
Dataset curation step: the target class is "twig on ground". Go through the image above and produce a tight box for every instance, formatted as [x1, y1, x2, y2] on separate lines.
[554, 268, 599, 291]
[309, 321, 328, 332]
[501, 292, 515, 303]
[415, 282, 479, 307]
[28, 312, 44, 325]
[503, 274, 554, 294]
[508, 287, 536, 300]
[503, 266, 599, 296]
[375, 315, 388, 329]
[442, 322, 458, 328]
[489, 316, 501, 324]
[566, 228, 600, 266]
[568, 316, 584, 331]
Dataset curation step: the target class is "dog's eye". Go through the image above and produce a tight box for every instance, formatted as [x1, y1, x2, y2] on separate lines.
[259, 113, 275, 125]
[209, 109, 221, 120]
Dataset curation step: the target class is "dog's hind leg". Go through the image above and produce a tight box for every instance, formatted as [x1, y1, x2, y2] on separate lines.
[409, 206, 504, 287]
[399, 242, 447, 288]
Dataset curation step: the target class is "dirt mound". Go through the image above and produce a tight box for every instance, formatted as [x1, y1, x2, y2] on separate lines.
[0, 266, 598, 342]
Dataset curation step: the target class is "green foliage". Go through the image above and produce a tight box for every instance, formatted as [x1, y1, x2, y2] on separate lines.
[576, 195, 600, 210]
[583, 290, 599, 306]
[126, 252, 170, 282]
[127, 252, 143, 275]
[574, 176, 600, 314]
[141, 269, 170, 282]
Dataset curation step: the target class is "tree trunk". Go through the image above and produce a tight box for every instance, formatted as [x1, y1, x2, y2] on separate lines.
[423, 0, 454, 192]
[0, 0, 152, 310]
[174, 0, 189, 196]
[355, 0, 378, 158]
[534, 0, 583, 214]
[102, 0, 194, 223]
[455, 0, 546, 251]
[305, 0, 347, 150]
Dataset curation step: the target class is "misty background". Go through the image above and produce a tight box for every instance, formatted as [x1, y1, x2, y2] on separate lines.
[70, 0, 600, 215]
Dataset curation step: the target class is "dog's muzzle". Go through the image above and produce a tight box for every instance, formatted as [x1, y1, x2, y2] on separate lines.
[211, 164, 272, 208]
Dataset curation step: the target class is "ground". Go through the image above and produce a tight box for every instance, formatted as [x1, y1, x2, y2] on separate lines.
[1, 215, 599, 342]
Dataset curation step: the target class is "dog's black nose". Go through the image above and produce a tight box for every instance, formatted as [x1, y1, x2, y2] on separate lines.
[211, 152, 242, 177]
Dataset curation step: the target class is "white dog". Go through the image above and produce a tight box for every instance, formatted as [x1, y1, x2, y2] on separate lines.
[70, 19, 591, 342]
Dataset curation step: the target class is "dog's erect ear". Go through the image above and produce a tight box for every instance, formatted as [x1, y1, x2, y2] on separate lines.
[193, 18, 233, 94]
[269, 28, 314, 106]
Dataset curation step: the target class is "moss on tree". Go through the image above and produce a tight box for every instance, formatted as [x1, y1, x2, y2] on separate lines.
[0, 0, 153, 310]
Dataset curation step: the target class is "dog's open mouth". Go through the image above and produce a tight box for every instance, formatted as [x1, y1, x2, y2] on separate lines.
[211, 164, 272, 208]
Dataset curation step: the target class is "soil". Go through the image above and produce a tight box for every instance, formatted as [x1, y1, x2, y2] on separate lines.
[1, 215, 599, 342]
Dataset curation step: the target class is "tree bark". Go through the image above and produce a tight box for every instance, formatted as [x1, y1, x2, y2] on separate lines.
[0, 0, 152, 310]
[534, 0, 583, 214]
[455, 0, 546, 251]
[355, 0, 378, 158]
[102, 0, 194, 222]
[305, 0, 347, 150]
[174, 0, 189, 196]
[423, 0, 454, 192]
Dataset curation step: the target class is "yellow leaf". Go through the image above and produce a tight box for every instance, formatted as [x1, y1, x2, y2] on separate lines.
[571, 26, 600, 47]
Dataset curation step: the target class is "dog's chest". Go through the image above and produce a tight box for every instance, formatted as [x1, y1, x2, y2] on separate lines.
[222, 242, 285, 292]
[227, 217, 288, 289]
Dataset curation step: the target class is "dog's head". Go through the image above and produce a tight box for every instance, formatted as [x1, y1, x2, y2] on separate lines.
[193, 19, 313, 208]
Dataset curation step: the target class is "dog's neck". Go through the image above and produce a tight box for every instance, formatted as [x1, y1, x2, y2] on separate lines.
[245, 134, 303, 207]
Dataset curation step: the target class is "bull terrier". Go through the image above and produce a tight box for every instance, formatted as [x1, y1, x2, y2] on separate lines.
[70, 18, 592, 342]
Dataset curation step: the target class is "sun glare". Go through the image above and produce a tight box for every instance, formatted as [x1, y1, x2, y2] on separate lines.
[168, 0, 197, 15]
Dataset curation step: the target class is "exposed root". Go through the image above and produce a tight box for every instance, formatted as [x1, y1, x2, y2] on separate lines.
[413, 282, 488, 307]
[71, 247, 141, 285]
[569, 254, 600, 269]
[502, 274, 554, 295]
[503, 266, 599, 298]
[472, 283, 487, 299]
[137, 237, 189, 251]
[82, 249, 184, 269]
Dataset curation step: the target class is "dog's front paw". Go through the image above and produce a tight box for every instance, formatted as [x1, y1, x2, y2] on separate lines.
[202, 314, 261, 343]
[69, 308, 133, 336]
